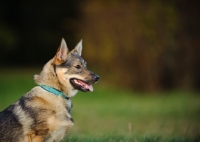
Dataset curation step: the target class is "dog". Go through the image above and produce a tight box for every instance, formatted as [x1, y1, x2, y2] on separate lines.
[0, 38, 99, 142]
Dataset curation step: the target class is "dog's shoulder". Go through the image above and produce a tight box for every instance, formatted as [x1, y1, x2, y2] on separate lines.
[22, 86, 72, 113]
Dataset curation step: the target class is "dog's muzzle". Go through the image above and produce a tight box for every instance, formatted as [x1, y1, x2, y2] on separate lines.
[70, 73, 99, 92]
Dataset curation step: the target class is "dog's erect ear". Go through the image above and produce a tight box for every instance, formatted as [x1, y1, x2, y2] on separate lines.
[53, 38, 69, 65]
[71, 39, 82, 56]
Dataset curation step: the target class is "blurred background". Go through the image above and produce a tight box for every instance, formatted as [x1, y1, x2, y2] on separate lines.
[0, 0, 200, 92]
[0, 0, 200, 140]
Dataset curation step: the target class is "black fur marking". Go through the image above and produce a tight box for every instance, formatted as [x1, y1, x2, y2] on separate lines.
[0, 104, 23, 142]
[53, 64, 57, 76]
[59, 61, 71, 68]
[70, 117, 74, 123]
[66, 99, 72, 113]
[19, 97, 34, 117]
[19, 96, 37, 124]
[18, 96, 51, 131]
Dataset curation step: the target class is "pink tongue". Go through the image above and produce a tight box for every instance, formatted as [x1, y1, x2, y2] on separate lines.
[78, 80, 93, 91]
[88, 85, 93, 92]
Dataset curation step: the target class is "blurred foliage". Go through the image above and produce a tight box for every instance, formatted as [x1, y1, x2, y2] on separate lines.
[0, 0, 199, 92]
[78, 0, 200, 91]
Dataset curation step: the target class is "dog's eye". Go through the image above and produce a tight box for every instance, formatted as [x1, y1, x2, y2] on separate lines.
[75, 65, 81, 69]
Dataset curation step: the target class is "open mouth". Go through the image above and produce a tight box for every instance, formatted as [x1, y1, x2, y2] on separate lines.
[70, 78, 93, 92]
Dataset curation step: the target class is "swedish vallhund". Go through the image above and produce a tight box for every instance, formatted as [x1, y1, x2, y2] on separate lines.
[0, 38, 99, 142]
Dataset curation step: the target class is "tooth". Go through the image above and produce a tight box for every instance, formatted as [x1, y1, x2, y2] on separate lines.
[74, 80, 78, 84]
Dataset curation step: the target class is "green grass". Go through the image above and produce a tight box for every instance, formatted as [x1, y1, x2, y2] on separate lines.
[0, 68, 200, 142]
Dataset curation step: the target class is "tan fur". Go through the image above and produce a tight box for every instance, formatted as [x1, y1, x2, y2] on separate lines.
[34, 59, 60, 92]
[28, 134, 44, 142]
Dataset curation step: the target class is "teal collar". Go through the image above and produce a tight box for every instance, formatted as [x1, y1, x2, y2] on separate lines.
[40, 85, 68, 99]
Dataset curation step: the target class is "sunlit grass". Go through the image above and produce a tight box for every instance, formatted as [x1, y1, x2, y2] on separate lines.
[0, 68, 199, 141]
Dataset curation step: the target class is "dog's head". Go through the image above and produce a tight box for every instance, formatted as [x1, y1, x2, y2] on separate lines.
[51, 38, 99, 97]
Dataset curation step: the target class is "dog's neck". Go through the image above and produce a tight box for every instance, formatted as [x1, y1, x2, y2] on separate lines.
[34, 59, 78, 98]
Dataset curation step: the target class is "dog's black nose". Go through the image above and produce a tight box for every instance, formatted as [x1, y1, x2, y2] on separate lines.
[94, 75, 99, 82]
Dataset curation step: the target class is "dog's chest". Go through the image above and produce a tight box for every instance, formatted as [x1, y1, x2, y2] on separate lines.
[46, 98, 74, 141]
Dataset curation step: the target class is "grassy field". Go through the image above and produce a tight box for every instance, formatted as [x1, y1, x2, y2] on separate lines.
[0, 68, 200, 142]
